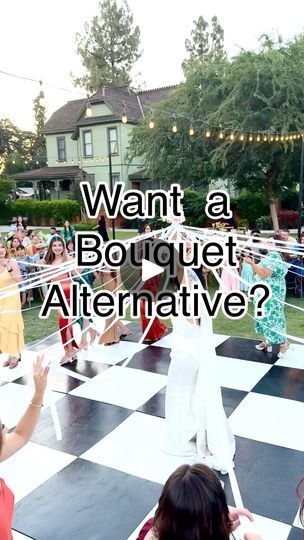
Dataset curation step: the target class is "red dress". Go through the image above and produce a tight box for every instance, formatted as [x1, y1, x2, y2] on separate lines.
[140, 275, 167, 341]
[136, 518, 154, 540]
[55, 272, 78, 353]
[0, 479, 14, 540]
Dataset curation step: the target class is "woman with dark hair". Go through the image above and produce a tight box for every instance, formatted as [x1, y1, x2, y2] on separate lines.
[97, 215, 109, 242]
[16, 215, 26, 231]
[137, 464, 260, 540]
[42, 236, 78, 364]
[61, 220, 75, 243]
[0, 238, 24, 368]
[66, 239, 75, 257]
[0, 356, 49, 539]
[244, 235, 289, 357]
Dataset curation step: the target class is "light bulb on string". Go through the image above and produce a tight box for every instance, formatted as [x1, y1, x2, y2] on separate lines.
[85, 96, 92, 117]
[256, 134, 261, 142]
[149, 111, 155, 129]
[239, 133, 245, 141]
[172, 116, 178, 133]
[121, 100, 128, 123]
[205, 127, 211, 138]
[189, 122, 194, 136]
[263, 134, 268, 142]
[285, 135, 289, 141]
[275, 135, 279, 142]
[229, 132, 235, 141]
[249, 133, 253, 142]
[219, 130, 224, 139]
[280, 135, 284, 142]
[270, 135, 274, 142]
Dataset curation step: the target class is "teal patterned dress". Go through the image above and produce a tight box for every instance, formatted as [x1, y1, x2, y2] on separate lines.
[254, 251, 288, 344]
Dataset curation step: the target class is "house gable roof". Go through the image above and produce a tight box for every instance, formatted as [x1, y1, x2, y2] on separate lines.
[43, 85, 177, 134]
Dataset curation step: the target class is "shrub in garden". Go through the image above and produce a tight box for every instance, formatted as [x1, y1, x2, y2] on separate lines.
[255, 215, 273, 230]
[234, 191, 269, 227]
[8, 200, 81, 226]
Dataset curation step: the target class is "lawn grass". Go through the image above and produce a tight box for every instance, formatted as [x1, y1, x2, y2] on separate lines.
[108, 230, 137, 241]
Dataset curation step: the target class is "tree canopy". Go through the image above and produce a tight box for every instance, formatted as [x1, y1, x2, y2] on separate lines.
[128, 27, 304, 229]
[0, 118, 42, 176]
[73, 0, 141, 91]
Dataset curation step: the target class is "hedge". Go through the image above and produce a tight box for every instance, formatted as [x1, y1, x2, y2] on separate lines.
[3, 200, 81, 226]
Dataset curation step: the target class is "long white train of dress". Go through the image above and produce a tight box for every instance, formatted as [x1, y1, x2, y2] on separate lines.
[163, 274, 236, 474]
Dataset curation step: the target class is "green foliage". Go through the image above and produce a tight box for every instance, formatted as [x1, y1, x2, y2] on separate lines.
[7, 200, 81, 226]
[0, 118, 45, 174]
[129, 32, 304, 229]
[183, 15, 225, 71]
[237, 219, 249, 229]
[74, 222, 96, 231]
[0, 178, 15, 205]
[234, 191, 269, 227]
[73, 0, 141, 91]
[255, 215, 273, 229]
[32, 94, 46, 166]
[280, 188, 299, 210]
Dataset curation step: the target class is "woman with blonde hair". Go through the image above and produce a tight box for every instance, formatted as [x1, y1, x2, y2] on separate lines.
[0, 238, 24, 368]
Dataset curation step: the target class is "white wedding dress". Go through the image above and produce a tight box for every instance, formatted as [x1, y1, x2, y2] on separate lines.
[163, 270, 236, 474]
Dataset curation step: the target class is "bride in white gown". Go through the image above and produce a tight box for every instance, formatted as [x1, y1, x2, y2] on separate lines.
[163, 268, 235, 474]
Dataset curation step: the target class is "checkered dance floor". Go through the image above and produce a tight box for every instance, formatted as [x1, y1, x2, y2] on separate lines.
[0, 323, 303, 540]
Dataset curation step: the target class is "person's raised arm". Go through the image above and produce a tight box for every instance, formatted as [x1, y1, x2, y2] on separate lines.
[244, 257, 273, 279]
[0, 356, 49, 462]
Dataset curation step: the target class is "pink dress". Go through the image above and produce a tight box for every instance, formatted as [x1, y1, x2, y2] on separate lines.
[220, 266, 240, 291]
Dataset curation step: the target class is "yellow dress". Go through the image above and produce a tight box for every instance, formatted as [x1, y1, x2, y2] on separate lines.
[0, 269, 24, 355]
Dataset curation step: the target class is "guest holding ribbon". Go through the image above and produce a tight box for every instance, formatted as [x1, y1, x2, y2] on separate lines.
[0, 238, 24, 369]
[244, 235, 289, 357]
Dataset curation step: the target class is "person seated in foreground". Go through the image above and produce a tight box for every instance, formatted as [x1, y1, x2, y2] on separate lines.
[137, 464, 262, 540]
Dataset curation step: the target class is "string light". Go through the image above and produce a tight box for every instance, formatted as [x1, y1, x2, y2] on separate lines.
[239, 133, 245, 141]
[121, 100, 128, 124]
[189, 121, 194, 136]
[172, 116, 178, 133]
[219, 129, 224, 139]
[275, 135, 279, 141]
[149, 110, 155, 129]
[263, 135, 268, 142]
[249, 133, 253, 142]
[85, 96, 92, 117]
[270, 135, 274, 142]
[256, 134, 261, 142]
[280, 135, 284, 141]
[205, 127, 211, 138]
[229, 132, 235, 140]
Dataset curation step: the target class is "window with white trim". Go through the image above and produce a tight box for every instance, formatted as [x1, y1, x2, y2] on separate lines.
[83, 130, 93, 157]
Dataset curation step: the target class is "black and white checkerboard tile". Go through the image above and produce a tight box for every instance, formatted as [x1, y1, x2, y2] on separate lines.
[0, 324, 303, 540]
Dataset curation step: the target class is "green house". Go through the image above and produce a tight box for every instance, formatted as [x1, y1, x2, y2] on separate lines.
[11, 86, 174, 200]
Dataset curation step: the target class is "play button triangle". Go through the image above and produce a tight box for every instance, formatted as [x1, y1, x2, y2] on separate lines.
[142, 258, 164, 282]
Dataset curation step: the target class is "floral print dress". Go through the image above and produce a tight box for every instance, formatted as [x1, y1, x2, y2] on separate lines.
[254, 251, 288, 344]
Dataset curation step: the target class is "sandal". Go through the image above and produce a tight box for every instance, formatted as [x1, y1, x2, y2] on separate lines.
[255, 342, 272, 353]
[120, 331, 133, 339]
[278, 343, 290, 358]
[60, 354, 77, 365]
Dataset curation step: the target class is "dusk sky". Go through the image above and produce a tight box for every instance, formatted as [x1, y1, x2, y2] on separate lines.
[1, 0, 304, 130]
